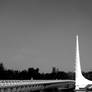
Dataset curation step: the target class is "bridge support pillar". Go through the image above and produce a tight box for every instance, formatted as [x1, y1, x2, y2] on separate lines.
[7, 88, 11, 92]
[16, 87, 21, 92]
[0, 89, 4, 92]
[85, 88, 88, 92]
[12, 87, 17, 92]
[40, 90, 44, 92]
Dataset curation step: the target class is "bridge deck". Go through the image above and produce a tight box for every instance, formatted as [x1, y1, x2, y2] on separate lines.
[0, 80, 75, 88]
[0, 80, 75, 92]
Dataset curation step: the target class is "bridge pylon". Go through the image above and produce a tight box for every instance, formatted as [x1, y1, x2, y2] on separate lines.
[75, 35, 92, 90]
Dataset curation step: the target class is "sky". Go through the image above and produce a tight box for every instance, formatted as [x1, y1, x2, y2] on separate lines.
[0, 0, 92, 73]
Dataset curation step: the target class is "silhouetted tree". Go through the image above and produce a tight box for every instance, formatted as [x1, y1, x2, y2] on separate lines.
[0, 63, 76, 80]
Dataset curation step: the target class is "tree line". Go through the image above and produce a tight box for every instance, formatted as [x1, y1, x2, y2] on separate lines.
[0, 63, 75, 80]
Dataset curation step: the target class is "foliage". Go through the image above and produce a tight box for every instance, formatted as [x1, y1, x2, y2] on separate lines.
[0, 63, 75, 80]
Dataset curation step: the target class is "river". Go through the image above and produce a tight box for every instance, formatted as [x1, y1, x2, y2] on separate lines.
[23, 89, 92, 92]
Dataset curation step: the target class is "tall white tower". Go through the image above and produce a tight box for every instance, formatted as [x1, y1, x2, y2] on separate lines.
[75, 35, 92, 90]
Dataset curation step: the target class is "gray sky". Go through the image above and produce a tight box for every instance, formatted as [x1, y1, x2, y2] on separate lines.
[0, 0, 92, 73]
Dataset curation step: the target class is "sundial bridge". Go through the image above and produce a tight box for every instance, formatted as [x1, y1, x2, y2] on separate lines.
[0, 35, 92, 92]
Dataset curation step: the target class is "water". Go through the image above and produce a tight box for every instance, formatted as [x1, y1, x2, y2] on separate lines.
[76, 91, 92, 92]
[50, 90, 73, 92]
[18, 88, 92, 92]
[39, 90, 91, 92]
[23, 89, 92, 92]
[37, 89, 75, 92]
[25, 89, 74, 92]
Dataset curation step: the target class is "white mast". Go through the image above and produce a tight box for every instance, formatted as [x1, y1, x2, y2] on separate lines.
[75, 35, 92, 90]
